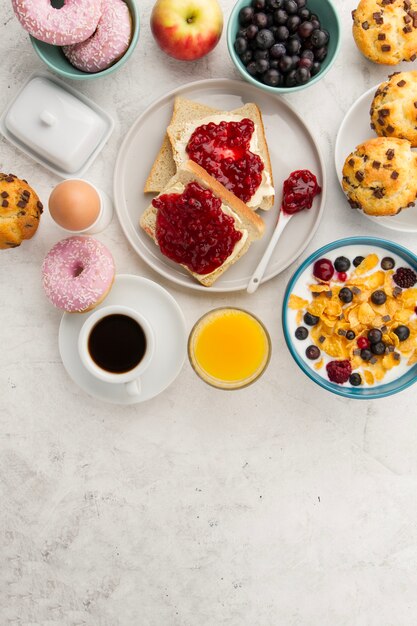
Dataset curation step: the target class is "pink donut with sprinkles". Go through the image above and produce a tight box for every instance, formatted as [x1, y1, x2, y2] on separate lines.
[42, 236, 115, 313]
[11, 0, 102, 46]
[63, 0, 132, 73]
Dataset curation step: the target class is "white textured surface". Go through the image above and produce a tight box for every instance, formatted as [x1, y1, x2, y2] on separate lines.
[2, 1, 417, 624]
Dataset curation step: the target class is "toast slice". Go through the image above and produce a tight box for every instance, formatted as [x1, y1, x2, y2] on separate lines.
[144, 100, 219, 193]
[140, 160, 265, 288]
[144, 97, 275, 211]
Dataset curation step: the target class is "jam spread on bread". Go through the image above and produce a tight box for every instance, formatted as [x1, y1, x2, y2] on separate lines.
[281, 169, 321, 215]
[186, 119, 264, 203]
[153, 182, 243, 275]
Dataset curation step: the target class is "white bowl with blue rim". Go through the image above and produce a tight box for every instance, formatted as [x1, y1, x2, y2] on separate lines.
[282, 236, 417, 399]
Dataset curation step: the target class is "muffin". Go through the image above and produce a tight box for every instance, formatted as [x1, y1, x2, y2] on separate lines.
[342, 137, 417, 216]
[0, 173, 43, 249]
[352, 0, 417, 65]
[371, 71, 417, 146]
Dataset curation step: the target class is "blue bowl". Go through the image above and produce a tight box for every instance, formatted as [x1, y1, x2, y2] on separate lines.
[30, 0, 140, 80]
[282, 237, 417, 399]
[227, 0, 341, 94]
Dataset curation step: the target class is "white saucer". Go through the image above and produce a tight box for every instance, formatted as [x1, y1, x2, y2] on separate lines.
[335, 84, 417, 233]
[58, 275, 187, 404]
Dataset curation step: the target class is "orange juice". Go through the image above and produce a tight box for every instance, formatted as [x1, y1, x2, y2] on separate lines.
[188, 308, 271, 389]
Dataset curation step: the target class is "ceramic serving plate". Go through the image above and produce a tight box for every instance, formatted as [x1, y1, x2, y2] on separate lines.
[114, 78, 325, 293]
[335, 84, 417, 233]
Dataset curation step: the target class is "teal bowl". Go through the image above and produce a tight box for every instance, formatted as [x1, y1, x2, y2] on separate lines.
[282, 237, 417, 399]
[30, 0, 139, 80]
[227, 0, 341, 94]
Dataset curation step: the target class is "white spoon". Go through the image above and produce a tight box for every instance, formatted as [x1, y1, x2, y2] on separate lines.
[247, 210, 292, 294]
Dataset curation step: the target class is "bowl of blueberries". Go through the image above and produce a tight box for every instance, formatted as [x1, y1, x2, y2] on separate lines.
[227, 0, 341, 92]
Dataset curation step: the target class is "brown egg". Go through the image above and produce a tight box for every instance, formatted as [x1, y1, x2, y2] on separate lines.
[48, 179, 101, 231]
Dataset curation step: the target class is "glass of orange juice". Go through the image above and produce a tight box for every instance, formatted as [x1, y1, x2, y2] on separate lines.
[188, 307, 271, 390]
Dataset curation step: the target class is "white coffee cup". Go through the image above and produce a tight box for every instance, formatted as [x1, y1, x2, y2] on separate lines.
[78, 305, 155, 397]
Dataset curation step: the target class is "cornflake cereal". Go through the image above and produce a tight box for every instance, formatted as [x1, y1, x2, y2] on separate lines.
[288, 247, 417, 387]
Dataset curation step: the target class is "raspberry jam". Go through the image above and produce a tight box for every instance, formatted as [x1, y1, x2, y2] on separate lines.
[282, 169, 321, 215]
[153, 182, 242, 275]
[186, 119, 264, 203]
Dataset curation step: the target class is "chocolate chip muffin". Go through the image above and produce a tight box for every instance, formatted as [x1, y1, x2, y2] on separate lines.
[352, 0, 417, 65]
[0, 173, 43, 249]
[371, 71, 417, 146]
[342, 137, 417, 216]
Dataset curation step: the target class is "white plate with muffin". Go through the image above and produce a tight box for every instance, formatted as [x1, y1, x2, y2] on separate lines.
[335, 71, 417, 233]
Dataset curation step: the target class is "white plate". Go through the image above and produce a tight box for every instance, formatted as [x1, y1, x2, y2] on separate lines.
[58, 275, 187, 404]
[335, 84, 417, 233]
[114, 78, 326, 293]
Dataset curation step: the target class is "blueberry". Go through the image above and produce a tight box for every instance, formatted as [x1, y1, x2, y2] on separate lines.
[306, 345, 320, 360]
[338, 287, 353, 303]
[394, 325, 410, 341]
[304, 311, 319, 326]
[295, 66, 310, 84]
[256, 28, 275, 49]
[254, 48, 269, 60]
[285, 69, 298, 86]
[381, 256, 395, 270]
[298, 57, 313, 69]
[270, 42, 286, 58]
[334, 256, 351, 272]
[234, 37, 248, 55]
[239, 6, 255, 26]
[246, 24, 259, 39]
[346, 330, 356, 341]
[314, 46, 328, 62]
[295, 326, 308, 340]
[246, 61, 258, 75]
[311, 61, 321, 75]
[252, 0, 266, 9]
[269, 58, 280, 68]
[256, 58, 269, 73]
[273, 9, 288, 24]
[310, 17, 321, 30]
[263, 68, 282, 86]
[349, 373, 362, 386]
[286, 35, 301, 54]
[275, 25, 289, 41]
[353, 256, 365, 267]
[240, 49, 253, 64]
[295, 0, 306, 7]
[361, 348, 372, 362]
[298, 7, 310, 20]
[368, 328, 382, 344]
[279, 54, 293, 72]
[298, 20, 314, 39]
[371, 290, 387, 305]
[253, 12, 268, 28]
[287, 15, 301, 32]
[284, 0, 298, 14]
[267, 0, 283, 8]
[301, 48, 314, 60]
[311, 29, 329, 47]
[371, 341, 386, 355]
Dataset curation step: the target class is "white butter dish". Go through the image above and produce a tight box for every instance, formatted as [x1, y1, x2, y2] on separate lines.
[0, 73, 114, 178]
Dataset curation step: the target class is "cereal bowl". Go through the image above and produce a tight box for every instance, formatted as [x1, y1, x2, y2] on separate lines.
[30, 0, 140, 80]
[282, 237, 417, 399]
[227, 0, 341, 94]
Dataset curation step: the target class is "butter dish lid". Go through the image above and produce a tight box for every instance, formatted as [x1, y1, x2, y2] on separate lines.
[0, 73, 114, 178]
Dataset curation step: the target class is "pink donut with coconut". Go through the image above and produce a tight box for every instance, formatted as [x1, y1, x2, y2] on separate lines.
[11, 0, 102, 46]
[42, 236, 115, 313]
[63, 0, 132, 73]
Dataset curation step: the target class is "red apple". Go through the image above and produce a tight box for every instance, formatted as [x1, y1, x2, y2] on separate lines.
[151, 0, 223, 61]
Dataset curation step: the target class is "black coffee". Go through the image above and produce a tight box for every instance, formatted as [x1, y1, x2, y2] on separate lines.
[88, 314, 147, 374]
